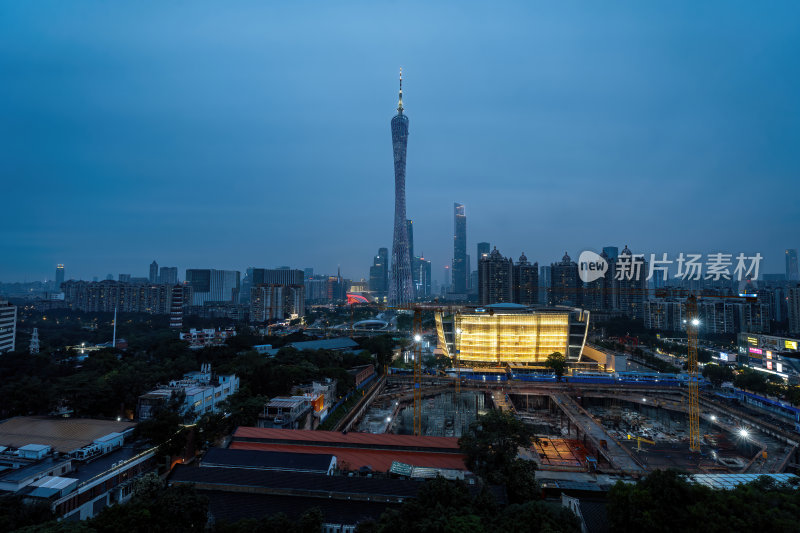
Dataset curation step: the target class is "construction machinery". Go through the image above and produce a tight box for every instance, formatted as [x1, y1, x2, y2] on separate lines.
[627, 434, 656, 452]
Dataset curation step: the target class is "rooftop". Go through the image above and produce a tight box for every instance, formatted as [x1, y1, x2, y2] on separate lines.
[287, 337, 360, 352]
[202, 448, 333, 473]
[0, 417, 136, 453]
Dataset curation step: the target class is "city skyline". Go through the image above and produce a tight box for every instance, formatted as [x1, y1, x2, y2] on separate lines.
[2, 2, 800, 281]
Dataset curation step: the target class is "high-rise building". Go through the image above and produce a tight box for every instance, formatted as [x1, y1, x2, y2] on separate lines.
[159, 266, 178, 285]
[304, 268, 314, 280]
[602, 246, 619, 261]
[170, 285, 185, 329]
[478, 247, 514, 305]
[417, 256, 432, 297]
[369, 248, 389, 299]
[407, 219, 419, 295]
[616, 246, 648, 319]
[786, 249, 799, 281]
[513, 253, 539, 305]
[149, 261, 159, 283]
[0, 300, 17, 354]
[250, 284, 305, 323]
[389, 70, 414, 305]
[118, 274, 131, 282]
[540, 265, 551, 305]
[443, 265, 451, 292]
[185, 269, 240, 305]
[477, 242, 490, 261]
[452, 203, 467, 294]
[550, 253, 579, 306]
[788, 284, 800, 335]
[61, 281, 191, 315]
[54, 264, 65, 292]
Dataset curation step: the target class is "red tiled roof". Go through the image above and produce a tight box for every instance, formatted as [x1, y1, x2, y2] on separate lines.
[232, 427, 461, 451]
[230, 442, 467, 472]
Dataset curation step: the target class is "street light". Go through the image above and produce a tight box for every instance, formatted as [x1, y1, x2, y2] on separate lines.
[710, 415, 717, 421]
[414, 334, 422, 342]
[738, 428, 749, 439]
[691, 318, 700, 327]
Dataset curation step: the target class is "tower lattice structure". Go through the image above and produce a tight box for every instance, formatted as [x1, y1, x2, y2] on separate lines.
[389, 68, 415, 305]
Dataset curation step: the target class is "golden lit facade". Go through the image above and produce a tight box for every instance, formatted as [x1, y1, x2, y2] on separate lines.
[436, 304, 589, 366]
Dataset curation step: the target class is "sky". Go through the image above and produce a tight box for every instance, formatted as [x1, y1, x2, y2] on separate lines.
[1, 1, 799, 283]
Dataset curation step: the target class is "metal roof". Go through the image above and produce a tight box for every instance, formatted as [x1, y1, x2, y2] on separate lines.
[202, 448, 333, 472]
[688, 473, 798, 490]
[233, 427, 460, 451]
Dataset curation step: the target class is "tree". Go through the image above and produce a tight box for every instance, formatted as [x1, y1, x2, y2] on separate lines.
[545, 352, 567, 382]
[702, 363, 734, 387]
[459, 411, 535, 487]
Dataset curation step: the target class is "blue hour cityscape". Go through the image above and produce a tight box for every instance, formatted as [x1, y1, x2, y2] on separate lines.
[1, 2, 800, 532]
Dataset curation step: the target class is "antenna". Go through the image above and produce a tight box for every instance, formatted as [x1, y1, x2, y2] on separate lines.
[397, 67, 404, 113]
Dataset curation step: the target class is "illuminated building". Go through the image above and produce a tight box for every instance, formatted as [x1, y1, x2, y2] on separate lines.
[369, 247, 389, 299]
[452, 203, 467, 294]
[789, 285, 800, 335]
[616, 246, 647, 319]
[435, 304, 590, 365]
[389, 69, 414, 305]
[54, 264, 65, 291]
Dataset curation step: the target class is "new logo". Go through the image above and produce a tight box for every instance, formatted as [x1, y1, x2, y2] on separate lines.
[578, 250, 608, 283]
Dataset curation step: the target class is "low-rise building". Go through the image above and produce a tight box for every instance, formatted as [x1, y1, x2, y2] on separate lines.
[179, 327, 236, 348]
[0, 416, 155, 521]
[137, 363, 239, 421]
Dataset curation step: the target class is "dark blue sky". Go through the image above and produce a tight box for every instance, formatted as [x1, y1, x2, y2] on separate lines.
[2, 1, 799, 283]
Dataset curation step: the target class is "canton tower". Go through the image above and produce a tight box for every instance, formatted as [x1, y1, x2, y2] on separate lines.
[389, 69, 414, 305]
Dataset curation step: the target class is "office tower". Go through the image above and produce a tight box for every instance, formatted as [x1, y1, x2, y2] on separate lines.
[602, 246, 619, 261]
[0, 300, 17, 354]
[513, 252, 539, 305]
[540, 265, 551, 305]
[550, 253, 580, 306]
[304, 268, 314, 280]
[478, 247, 513, 305]
[159, 266, 178, 285]
[477, 242, 490, 261]
[149, 261, 159, 283]
[789, 285, 800, 335]
[185, 269, 240, 305]
[369, 248, 389, 299]
[452, 203, 467, 294]
[54, 264, 65, 291]
[406, 220, 414, 265]
[466, 255, 471, 290]
[786, 249, 799, 281]
[443, 265, 451, 291]
[389, 69, 414, 305]
[417, 256, 432, 297]
[118, 274, 131, 282]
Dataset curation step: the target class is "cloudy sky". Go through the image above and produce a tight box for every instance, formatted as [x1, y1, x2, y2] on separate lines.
[2, 1, 799, 282]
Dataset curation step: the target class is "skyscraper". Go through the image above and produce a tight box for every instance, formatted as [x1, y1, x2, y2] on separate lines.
[478, 247, 514, 305]
[160, 266, 178, 285]
[389, 69, 414, 305]
[550, 252, 580, 306]
[149, 260, 159, 283]
[452, 203, 467, 294]
[54, 264, 65, 292]
[369, 248, 389, 299]
[513, 252, 539, 305]
[407, 219, 418, 297]
[786, 249, 799, 281]
[477, 242, 490, 260]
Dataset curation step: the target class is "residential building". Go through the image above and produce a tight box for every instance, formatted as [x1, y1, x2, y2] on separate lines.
[0, 300, 17, 354]
[550, 252, 580, 307]
[513, 252, 538, 305]
[149, 261, 159, 283]
[789, 285, 800, 335]
[62, 281, 192, 315]
[478, 247, 513, 305]
[250, 284, 305, 323]
[159, 266, 178, 285]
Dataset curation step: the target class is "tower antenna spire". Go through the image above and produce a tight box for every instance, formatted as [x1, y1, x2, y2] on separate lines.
[398, 67, 404, 113]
